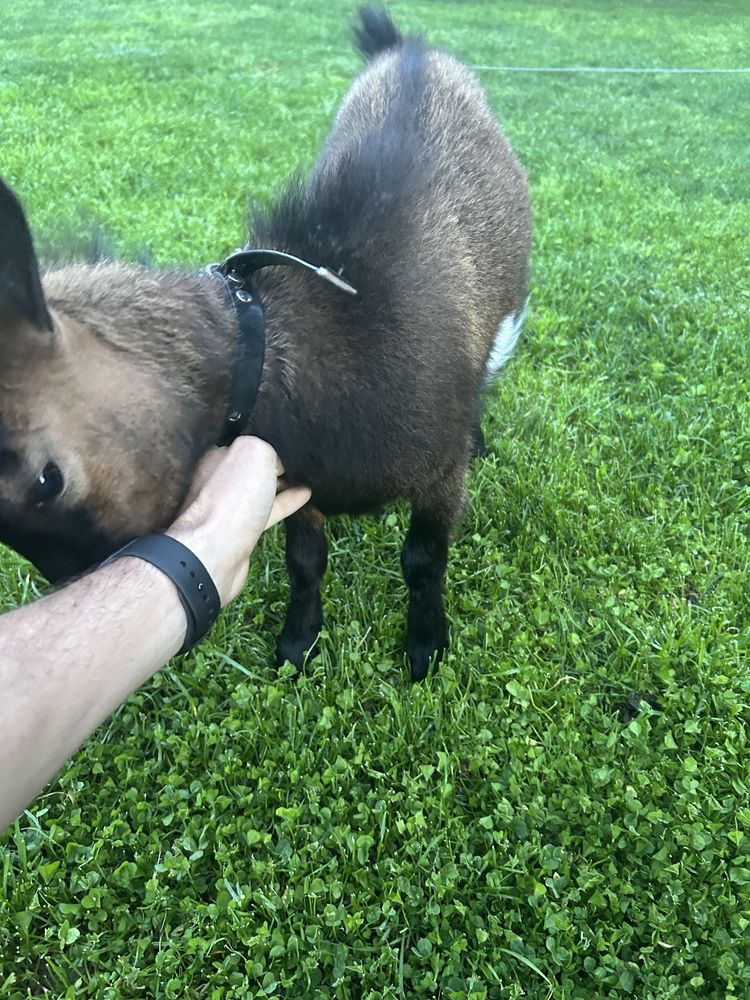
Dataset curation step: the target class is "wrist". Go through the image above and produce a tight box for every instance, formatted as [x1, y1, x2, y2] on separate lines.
[165, 520, 251, 608]
[95, 554, 189, 663]
[103, 534, 222, 653]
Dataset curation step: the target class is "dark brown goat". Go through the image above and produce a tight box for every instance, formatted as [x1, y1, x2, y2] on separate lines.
[0, 8, 531, 679]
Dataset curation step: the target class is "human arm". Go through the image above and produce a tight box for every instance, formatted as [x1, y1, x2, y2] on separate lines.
[0, 437, 310, 830]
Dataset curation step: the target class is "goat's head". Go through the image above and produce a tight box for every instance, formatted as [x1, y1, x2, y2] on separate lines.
[0, 178, 224, 581]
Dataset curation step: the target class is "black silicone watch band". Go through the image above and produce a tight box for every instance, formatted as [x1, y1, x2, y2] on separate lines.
[103, 534, 221, 654]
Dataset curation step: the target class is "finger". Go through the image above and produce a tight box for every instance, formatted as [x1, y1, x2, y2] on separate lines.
[231, 436, 284, 477]
[190, 438, 280, 510]
[264, 487, 312, 529]
[180, 448, 224, 509]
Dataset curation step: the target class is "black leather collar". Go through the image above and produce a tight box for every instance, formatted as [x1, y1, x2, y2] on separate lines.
[208, 249, 357, 446]
[208, 256, 266, 446]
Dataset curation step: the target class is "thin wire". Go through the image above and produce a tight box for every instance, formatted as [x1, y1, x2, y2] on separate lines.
[469, 65, 750, 74]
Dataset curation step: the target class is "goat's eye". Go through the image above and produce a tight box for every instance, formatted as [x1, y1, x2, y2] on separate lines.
[29, 462, 64, 508]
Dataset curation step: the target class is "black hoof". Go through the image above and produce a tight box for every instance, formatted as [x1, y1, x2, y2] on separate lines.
[407, 634, 448, 682]
[275, 633, 317, 672]
[471, 424, 488, 459]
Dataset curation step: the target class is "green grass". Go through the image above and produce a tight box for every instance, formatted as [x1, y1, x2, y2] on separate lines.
[1, 1, 749, 997]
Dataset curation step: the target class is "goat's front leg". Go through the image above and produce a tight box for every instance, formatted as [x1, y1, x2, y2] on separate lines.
[276, 504, 327, 670]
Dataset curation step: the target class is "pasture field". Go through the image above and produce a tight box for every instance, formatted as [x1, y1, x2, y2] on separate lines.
[0, 1, 748, 997]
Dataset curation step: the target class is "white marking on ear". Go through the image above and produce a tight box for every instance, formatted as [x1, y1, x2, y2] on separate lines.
[485, 297, 528, 381]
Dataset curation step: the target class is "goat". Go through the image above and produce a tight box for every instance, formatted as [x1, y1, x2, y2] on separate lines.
[0, 6, 531, 679]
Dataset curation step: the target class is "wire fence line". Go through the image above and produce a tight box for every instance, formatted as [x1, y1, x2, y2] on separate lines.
[469, 65, 750, 74]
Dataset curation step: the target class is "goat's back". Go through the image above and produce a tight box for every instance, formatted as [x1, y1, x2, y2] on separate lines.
[250, 30, 531, 510]
[321, 39, 531, 344]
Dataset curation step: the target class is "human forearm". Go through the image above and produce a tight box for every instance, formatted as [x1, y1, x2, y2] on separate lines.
[0, 556, 187, 829]
[0, 437, 311, 830]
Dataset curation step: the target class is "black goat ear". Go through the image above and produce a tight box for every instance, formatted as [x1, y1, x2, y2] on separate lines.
[0, 177, 54, 333]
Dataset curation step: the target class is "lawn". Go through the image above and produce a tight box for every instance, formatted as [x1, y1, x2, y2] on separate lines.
[1, 1, 749, 997]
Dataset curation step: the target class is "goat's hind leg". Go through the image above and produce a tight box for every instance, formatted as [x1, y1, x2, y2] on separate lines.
[276, 504, 328, 671]
[471, 419, 488, 459]
[401, 468, 467, 681]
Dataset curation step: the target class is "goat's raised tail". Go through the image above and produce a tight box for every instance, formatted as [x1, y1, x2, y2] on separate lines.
[354, 5, 404, 59]
[484, 297, 530, 383]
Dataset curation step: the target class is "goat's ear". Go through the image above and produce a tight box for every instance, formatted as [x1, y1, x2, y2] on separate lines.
[0, 177, 54, 334]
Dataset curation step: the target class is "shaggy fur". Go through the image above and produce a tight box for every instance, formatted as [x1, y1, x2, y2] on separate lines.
[0, 7, 531, 679]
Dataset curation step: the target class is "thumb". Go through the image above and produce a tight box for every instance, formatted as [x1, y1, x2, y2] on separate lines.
[265, 487, 312, 529]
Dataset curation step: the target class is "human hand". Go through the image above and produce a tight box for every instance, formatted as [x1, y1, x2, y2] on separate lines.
[167, 438, 310, 605]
